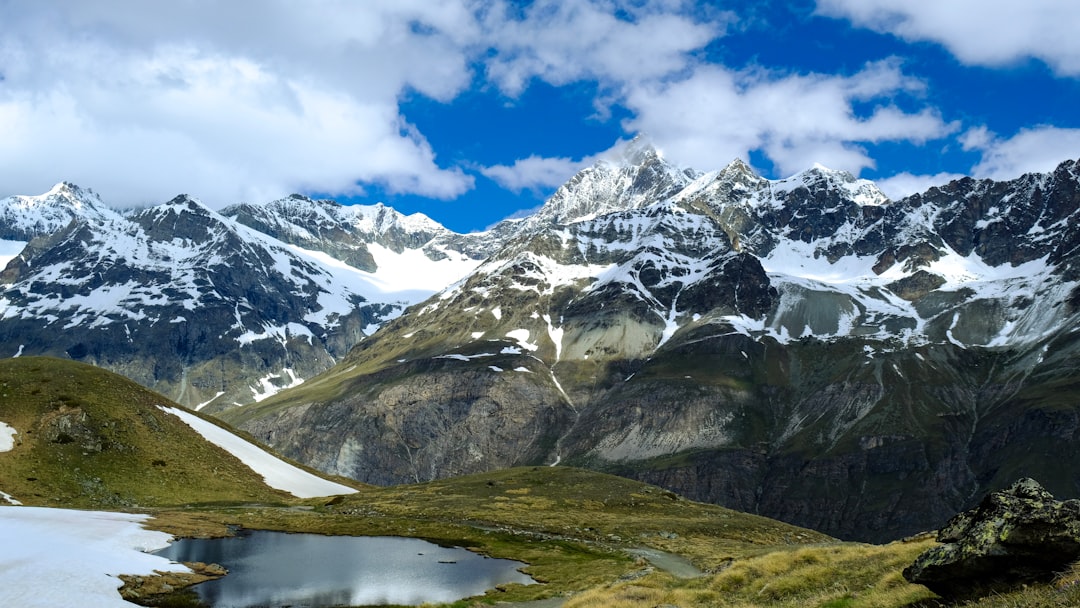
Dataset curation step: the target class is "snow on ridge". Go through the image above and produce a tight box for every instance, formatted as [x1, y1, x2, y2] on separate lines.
[158, 406, 356, 498]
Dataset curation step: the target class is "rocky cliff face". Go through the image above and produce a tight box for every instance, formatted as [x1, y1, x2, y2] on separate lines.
[227, 147, 1080, 542]
[0, 184, 495, 410]
[221, 194, 498, 272]
[5, 143, 1080, 542]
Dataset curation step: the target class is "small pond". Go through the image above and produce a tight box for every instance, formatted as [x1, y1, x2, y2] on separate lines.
[154, 530, 536, 607]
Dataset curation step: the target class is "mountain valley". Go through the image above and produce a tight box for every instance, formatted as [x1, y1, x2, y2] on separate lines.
[3, 142, 1080, 545]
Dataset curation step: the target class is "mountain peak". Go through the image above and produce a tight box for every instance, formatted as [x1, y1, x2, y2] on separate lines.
[532, 137, 695, 225]
[717, 158, 758, 181]
[774, 164, 890, 207]
[614, 135, 662, 167]
[0, 182, 113, 240]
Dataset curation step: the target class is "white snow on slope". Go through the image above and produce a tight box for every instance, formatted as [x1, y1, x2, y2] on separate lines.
[0, 421, 16, 452]
[159, 406, 356, 498]
[0, 506, 187, 608]
[283, 242, 481, 308]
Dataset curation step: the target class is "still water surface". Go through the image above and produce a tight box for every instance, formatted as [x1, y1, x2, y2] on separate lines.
[155, 530, 535, 607]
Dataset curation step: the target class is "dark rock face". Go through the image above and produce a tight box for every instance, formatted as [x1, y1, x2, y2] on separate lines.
[0, 196, 386, 409]
[904, 479, 1080, 598]
[228, 154, 1080, 543]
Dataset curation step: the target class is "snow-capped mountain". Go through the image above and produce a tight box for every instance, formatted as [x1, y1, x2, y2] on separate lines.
[228, 146, 1080, 543]
[0, 182, 112, 241]
[222, 194, 496, 275]
[6, 143, 1080, 542]
[0, 188, 484, 409]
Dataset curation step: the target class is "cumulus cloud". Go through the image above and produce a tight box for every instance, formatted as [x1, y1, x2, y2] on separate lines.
[622, 60, 957, 177]
[480, 0, 729, 96]
[0, 1, 731, 207]
[875, 171, 966, 200]
[960, 126, 1080, 181]
[480, 155, 594, 193]
[816, 0, 1080, 76]
[0, 1, 484, 206]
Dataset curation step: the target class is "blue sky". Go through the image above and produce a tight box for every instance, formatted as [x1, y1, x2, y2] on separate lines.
[2, 1, 1079, 233]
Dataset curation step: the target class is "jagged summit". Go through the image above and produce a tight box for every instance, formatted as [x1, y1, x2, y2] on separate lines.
[521, 137, 697, 228]
[774, 163, 890, 207]
[608, 134, 665, 167]
[0, 181, 114, 241]
[6, 155, 1080, 547]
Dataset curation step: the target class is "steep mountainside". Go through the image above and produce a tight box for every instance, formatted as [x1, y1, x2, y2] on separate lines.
[0, 188, 485, 410]
[222, 194, 496, 273]
[0, 356, 298, 507]
[227, 148, 1080, 542]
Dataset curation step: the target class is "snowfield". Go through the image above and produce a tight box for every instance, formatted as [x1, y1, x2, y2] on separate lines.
[0, 421, 16, 452]
[0, 507, 187, 607]
[159, 406, 357, 498]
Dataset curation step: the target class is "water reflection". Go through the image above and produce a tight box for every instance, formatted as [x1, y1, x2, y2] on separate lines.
[155, 531, 535, 607]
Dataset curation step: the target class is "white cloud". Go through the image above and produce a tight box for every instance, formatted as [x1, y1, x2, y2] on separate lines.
[817, 0, 1080, 76]
[622, 60, 957, 177]
[875, 171, 965, 200]
[0, 1, 480, 206]
[961, 126, 1080, 181]
[480, 155, 594, 192]
[480, 0, 729, 96]
[0, 1, 729, 207]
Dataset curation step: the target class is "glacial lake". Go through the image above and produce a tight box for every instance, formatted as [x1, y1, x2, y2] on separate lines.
[154, 530, 536, 607]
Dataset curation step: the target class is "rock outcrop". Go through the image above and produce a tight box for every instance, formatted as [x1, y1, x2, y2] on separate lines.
[903, 478, 1080, 598]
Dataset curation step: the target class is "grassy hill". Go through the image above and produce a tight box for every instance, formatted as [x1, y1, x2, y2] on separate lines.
[3, 357, 1078, 607]
[0, 356, 295, 508]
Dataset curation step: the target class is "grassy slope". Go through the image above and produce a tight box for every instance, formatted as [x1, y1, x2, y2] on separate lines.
[145, 466, 1080, 607]
[0, 356, 297, 508]
[3, 357, 1076, 607]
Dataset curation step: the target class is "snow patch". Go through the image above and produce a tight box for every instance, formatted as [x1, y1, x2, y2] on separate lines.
[158, 406, 356, 498]
[542, 314, 564, 361]
[250, 368, 304, 403]
[0, 421, 16, 452]
[506, 329, 539, 351]
[0, 490, 20, 505]
[193, 392, 225, 412]
[436, 353, 496, 361]
[0, 506, 187, 608]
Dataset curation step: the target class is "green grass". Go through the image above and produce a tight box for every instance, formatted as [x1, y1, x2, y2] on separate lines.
[0, 356, 306, 508]
[8, 359, 1080, 608]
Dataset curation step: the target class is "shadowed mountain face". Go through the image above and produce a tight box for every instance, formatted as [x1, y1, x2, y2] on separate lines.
[225, 147, 1080, 542]
[4, 143, 1080, 541]
[0, 189, 489, 410]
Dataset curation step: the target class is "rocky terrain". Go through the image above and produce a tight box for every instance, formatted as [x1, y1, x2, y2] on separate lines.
[224, 141, 1080, 542]
[4, 140, 1080, 542]
[0, 186, 485, 409]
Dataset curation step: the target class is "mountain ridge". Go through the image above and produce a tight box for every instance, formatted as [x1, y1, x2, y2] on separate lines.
[4, 148, 1080, 542]
[223, 150, 1080, 542]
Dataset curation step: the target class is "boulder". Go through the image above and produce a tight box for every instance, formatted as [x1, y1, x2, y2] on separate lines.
[903, 478, 1080, 598]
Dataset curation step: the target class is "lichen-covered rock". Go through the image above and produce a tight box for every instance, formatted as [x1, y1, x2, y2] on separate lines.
[903, 478, 1080, 598]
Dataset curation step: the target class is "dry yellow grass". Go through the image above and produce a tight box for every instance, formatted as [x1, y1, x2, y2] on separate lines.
[565, 539, 938, 608]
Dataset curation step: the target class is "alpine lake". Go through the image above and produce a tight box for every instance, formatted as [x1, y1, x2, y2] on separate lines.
[154, 530, 536, 607]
